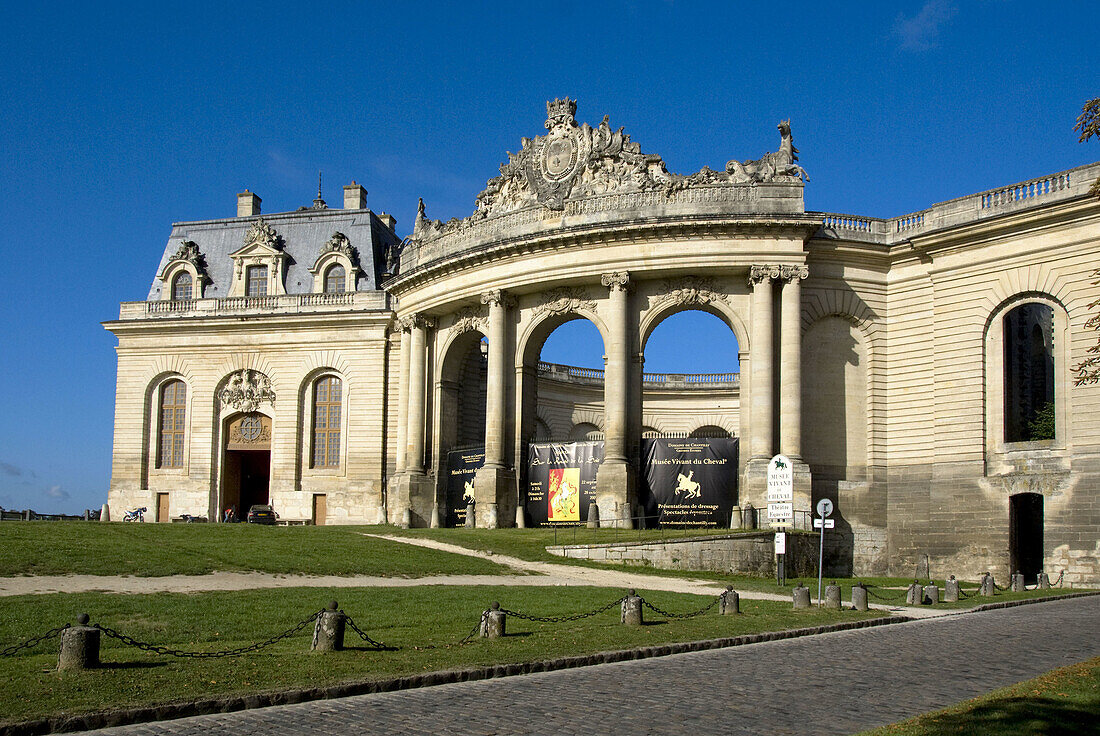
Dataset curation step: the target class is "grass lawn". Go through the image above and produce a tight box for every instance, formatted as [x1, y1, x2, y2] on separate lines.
[0, 524, 512, 577]
[0, 585, 877, 725]
[856, 656, 1100, 735]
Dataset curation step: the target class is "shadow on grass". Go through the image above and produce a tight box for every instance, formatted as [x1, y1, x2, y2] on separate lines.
[917, 696, 1098, 736]
[97, 661, 169, 670]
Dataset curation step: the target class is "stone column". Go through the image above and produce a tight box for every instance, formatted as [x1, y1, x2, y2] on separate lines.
[474, 290, 516, 528]
[779, 266, 808, 459]
[405, 315, 429, 473]
[748, 266, 777, 460]
[395, 322, 411, 474]
[595, 272, 635, 527]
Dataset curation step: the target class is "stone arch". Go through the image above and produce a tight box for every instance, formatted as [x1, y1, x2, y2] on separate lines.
[688, 416, 736, 437]
[516, 305, 609, 369]
[296, 367, 349, 477]
[639, 300, 748, 356]
[570, 408, 605, 432]
[436, 328, 489, 464]
[142, 368, 196, 490]
[569, 422, 603, 441]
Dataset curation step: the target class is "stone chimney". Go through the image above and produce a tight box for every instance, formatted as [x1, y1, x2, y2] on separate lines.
[237, 190, 261, 217]
[377, 213, 397, 231]
[343, 181, 367, 210]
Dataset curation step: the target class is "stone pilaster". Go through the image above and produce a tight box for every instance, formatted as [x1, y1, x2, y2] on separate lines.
[779, 265, 812, 515]
[744, 265, 779, 508]
[595, 271, 636, 528]
[474, 290, 516, 528]
[390, 313, 435, 527]
[395, 320, 411, 474]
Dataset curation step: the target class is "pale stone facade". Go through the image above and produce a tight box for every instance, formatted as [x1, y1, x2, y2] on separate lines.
[106, 99, 1100, 586]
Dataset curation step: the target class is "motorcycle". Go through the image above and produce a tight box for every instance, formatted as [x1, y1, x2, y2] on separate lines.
[123, 507, 147, 522]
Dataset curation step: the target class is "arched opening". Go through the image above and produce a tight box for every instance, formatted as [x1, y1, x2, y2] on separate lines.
[1003, 303, 1055, 442]
[640, 309, 740, 527]
[323, 264, 346, 293]
[568, 422, 603, 441]
[438, 331, 488, 526]
[535, 319, 606, 441]
[171, 271, 193, 301]
[221, 412, 272, 520]
[1009, 492, 1044, 584]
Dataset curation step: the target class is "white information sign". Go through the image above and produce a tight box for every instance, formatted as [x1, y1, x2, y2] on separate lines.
[767, 502, 793, 519]
[767, 454, 794, 504]
[774, 532, 786, 554]
[813, 518, 835, 529]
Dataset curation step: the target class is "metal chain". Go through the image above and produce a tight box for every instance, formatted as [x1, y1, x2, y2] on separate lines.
[0, 624, 71, 657]
[499, 596, 627, 623]
[94, 611, 322, 659]
[862, 585, 896, 603]
[639, 595, 720, 620]
[459, 611, 488, 645]
[340, 612, 390, 650]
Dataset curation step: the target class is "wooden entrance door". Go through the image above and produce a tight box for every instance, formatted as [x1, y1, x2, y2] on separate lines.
[156, 493, 170, 523]
[312, 494, 327, 526]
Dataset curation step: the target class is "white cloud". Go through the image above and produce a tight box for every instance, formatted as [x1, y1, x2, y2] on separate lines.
[894, 1, 957, 51]
[44, 485, 69, 500]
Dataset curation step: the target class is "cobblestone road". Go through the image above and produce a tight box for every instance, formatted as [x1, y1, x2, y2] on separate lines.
[61, 596, 1100, 736]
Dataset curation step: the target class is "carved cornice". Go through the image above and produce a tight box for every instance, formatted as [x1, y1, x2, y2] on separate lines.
[534, 287, 596, 317]
[243, 218, 281, 250]
[219, 369, 275, 413]
[655, 276, 728, 306]
[601, 271, 631, 292]
[451, 305, 489, 335]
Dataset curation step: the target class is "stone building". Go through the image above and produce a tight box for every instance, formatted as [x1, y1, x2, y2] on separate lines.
[105, 99, 1100, 586]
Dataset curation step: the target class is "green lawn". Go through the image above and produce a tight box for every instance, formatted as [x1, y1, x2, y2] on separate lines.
[0, 524, 511, 577]
[0, 585, 876, 725]
[856, 656, 1100, 735]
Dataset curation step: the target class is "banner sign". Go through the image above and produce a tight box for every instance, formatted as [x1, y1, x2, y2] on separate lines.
[639, 438, 738, 527]
[445, 447, 484, 527]
[525, 442, 603, 526]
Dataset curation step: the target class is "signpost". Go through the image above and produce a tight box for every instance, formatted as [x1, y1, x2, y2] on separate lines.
[815, 498, 834, 605]
[767, 455, 793, 585]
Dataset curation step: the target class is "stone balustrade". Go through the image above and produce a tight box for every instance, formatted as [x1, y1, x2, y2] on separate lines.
[536, 361, 739, 389]
[119, 291, 389, 320]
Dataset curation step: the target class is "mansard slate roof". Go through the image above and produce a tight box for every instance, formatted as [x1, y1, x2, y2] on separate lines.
[146, 208, 397, 301]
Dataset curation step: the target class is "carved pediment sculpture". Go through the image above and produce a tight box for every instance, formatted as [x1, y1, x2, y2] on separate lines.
[242, 218, 281, 251]
[410, 101, 809, 242]
[319, 231, 360, 266]
[169, 241, 208, 276]
[219, 369, 276, 413]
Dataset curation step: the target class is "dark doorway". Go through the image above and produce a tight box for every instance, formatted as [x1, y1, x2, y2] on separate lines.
[223, 450, 270, 515]
[1009, 493, 1044, 584]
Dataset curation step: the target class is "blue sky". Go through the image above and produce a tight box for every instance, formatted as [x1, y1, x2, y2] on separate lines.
[0, 1, 1096, 513]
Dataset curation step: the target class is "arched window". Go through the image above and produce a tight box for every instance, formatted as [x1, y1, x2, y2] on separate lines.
[171, 272, 193, 301]
[1003, 303, 1055, 442]
[312, 376, 342, 468]
[323, 264, 346, 293]
[158, 380, 187, 468]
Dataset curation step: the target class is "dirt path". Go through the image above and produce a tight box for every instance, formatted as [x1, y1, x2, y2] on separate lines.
[0, 532, 933, 617]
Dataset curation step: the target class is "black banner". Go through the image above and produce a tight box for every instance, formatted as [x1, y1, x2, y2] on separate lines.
[445, 447, 484, 527]
[640, 438, 738, 527]
[526, 442, 603, 526]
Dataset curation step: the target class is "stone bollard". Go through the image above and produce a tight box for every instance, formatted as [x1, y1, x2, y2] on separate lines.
[586, 502, 599, 529]
[621, 589, 643, 625]
[429, 507, 440, 529]
[980, 572, 995, 597]
[515, 505, 526, 529]
[824, 582, 842, 610]
[792, 585, 810, 610]
[851, 583, 868, 611]
[399, 508, 411, 529]
[99, 503, 110, 522]
[922, 584, 939, 605]
[1038, 572, 1050, 589]
[1011, 573, 1024, 592]
[742, 503, 756, 530]
[905, 580, 921, 606]
[480, 602, 506, 638]
[58, 614, 100, 671]
[944, 576, 960, 602]
[719, 586, 740, 615]
[464, 502, 475, 529]
[311, 601, 346, 651]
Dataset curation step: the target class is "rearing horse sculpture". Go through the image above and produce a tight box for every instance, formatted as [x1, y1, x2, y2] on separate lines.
[726, 120, 809, 183]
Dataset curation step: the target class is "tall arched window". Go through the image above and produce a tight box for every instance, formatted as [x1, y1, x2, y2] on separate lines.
[171, 272, 193, 301]
[323, 264, 346, 293]
[312, 376, 342, 468]
[1004, 303, 1055, 442]
[158, 380, 187, 468]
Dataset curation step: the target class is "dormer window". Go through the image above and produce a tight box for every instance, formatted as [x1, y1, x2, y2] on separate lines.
[246, 265, 269, 296]
[171, 272, 193, 301]
[324, 265, 346, 293]
[309, 232, 360, 294]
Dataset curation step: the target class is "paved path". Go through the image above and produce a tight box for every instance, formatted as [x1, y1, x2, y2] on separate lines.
[57, 595, 1100, 736]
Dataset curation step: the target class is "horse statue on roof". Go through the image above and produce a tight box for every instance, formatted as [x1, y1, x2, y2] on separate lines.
[726, 120, 809, 184]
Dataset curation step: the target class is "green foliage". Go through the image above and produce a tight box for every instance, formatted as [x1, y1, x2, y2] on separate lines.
[856, 656, 1100, 736]
[1026, 401, 1057, 441]
[1073, 270, 1100, 386]
[1079, 97, 1100, 198]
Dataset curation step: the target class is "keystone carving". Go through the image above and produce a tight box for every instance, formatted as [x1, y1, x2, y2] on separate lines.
[657, 277, 728, 306]
[451, 305, 489, 335]
[534, 286, 596, 317]
[219, 369, 275, 413]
